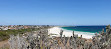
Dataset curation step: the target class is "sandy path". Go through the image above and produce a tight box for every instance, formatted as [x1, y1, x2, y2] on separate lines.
[0, 40, 9, 48]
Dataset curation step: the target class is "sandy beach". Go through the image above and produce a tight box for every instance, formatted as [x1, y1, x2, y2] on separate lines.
[48, 27, 94, 39]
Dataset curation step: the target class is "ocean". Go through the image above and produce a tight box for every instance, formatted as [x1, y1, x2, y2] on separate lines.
[61, 26, 106, 39]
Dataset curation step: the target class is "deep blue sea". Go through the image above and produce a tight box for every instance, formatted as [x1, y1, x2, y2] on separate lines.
[62, 26, 106, 33]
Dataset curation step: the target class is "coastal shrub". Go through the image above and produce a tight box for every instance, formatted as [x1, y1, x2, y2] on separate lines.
[0, 28, 39, 41]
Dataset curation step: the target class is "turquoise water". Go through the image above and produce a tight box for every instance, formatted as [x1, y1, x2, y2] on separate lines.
[62, 26, 106, 33]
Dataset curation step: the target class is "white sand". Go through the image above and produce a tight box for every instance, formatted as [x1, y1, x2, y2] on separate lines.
[48, 27, 94, 39]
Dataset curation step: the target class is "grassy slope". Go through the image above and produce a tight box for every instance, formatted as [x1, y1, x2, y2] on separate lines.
[0, 28, 38, 41]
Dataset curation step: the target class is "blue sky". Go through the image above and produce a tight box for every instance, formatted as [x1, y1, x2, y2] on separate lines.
[0, 0, 111, 25]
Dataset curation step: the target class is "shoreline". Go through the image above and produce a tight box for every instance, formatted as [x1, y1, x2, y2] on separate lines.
[48, 27, 94, 39]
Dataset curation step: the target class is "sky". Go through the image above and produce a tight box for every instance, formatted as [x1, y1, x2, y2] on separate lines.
[0, 0, 111, 25]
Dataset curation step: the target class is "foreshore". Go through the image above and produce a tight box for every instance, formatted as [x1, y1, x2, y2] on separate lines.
[48, 27, 93, 39]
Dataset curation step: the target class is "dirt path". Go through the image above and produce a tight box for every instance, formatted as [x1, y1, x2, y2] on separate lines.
[0, 40, 9, 48]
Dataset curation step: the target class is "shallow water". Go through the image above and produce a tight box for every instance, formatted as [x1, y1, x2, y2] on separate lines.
[62, 26, 106, 33]
[61, 26, 106, 39]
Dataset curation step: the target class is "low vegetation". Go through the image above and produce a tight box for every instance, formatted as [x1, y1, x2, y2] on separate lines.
[0, 28, 38, 41]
